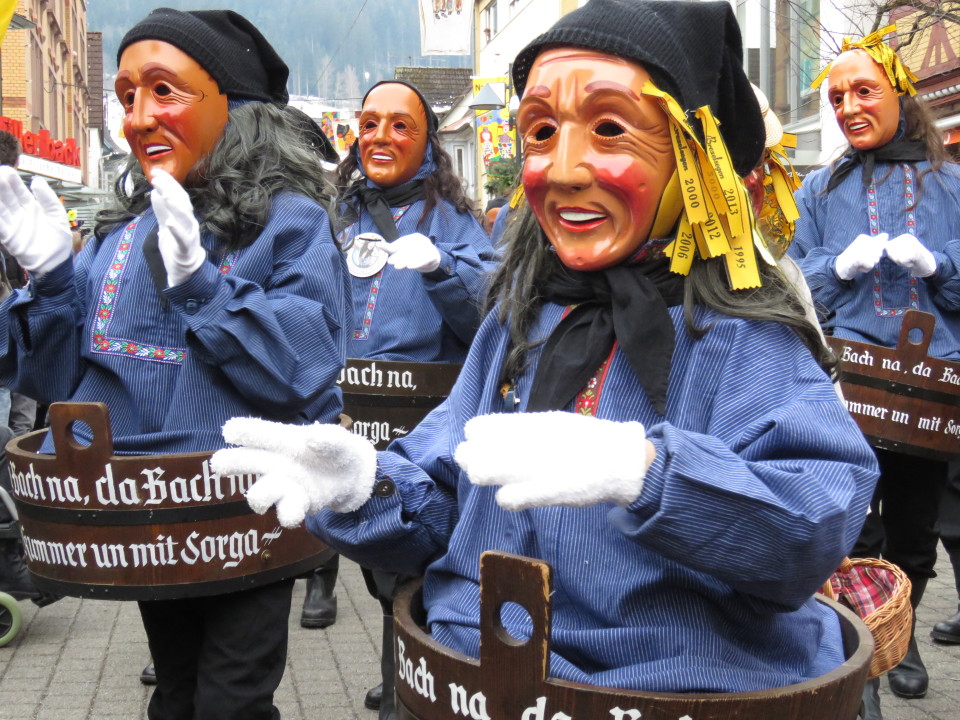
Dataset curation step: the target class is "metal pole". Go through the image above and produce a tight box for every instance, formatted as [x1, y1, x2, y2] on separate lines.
[760, 0, 771, 96]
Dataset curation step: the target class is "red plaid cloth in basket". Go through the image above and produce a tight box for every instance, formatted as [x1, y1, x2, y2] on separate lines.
[829, 563, 898, 618]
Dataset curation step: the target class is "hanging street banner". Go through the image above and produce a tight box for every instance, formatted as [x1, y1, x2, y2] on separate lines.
[419, 0, 473, 55]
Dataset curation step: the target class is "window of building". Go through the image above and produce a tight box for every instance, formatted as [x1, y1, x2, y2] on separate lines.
[483, 2, 498, 42]
[792, 0, 820, 122]
[48, 69, 59, 136]
[31, 44, 44, 128]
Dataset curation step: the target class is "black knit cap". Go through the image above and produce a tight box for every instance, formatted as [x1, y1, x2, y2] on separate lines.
[512, 0, 763, 176]
[362, 80, 440, 134]
[118, 7, 289, 104]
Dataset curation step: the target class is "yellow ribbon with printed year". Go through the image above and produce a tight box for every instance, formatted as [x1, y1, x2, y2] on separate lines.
[767, 137, 801, 225]
[645, 82, 765, 290]
[696, 107, 750, 241]
[753, 132, 801, 258]
[811, 24, 918, 96]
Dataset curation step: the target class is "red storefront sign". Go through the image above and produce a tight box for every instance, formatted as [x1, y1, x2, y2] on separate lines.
[0, 115, 81, 167]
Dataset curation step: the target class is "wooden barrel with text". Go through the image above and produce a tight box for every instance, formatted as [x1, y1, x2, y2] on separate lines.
[339, 359, 462, 449]
[827, 310, 960, 461]
[6, 402, 331, 600]
[393, 551, 872, 720]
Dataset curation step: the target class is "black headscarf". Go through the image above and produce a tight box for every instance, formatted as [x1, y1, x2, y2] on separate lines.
[512, 0, 764, 175]
[527, 254, 684, 415]
[826, 140, 929, 192]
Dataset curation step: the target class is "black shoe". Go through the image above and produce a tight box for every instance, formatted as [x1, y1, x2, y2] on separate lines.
[300, 560, 338, 629]
[364, 682, 382, 711]
[887, 635, 928, 699]
[931, 604, 960, 644]
[859, 677, 883, 720]
[30, 591, 61, 608]
[140, 662, 156, 686]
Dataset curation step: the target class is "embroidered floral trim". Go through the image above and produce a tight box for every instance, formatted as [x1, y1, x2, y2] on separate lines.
[575, 345, 617, 416]
[870, 165, 919, 317]
[348, 205, 412, 341]
[219, 252, 238, 274]
[90, 218, 236, 364]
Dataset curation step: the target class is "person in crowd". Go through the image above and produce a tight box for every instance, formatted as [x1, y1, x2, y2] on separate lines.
[332, 78, 496, 719]
[0, 8, 348, 720]
[0, 130, 38, 437]
[789, 25, 960, 719]
[276, 104, 345, 637]
[489, 185, 523, 246]
[0, 420, 57, 608]
[483, 195, 507, 235]
[932, 461, 960, 645]
[214, 0, 877, 699]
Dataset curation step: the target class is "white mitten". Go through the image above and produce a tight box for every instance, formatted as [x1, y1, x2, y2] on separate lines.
[378, 232, 441, 273]
[0, 166, 72, 276]
[211, 417, 378, 528]
[149, 168, 206, 287]
[835, 232, 888, 281]
[885, 233, 937, 277]
[454, 412, 649, 511]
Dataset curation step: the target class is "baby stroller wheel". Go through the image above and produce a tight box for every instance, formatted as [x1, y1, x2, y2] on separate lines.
[0, 591, 22, 647]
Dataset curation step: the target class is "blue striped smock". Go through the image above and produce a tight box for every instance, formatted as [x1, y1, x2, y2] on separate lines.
[342, 196, 498, 363]
[789, 160, 960, 358]
[0, 192, 349, 454]
[308, 303, 879, 692]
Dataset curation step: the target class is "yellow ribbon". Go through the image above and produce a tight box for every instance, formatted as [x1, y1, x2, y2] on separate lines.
[641, 81, 768, 290]
[664, 214, 695, 276]
[509, 184, 525, 210]
[811, 24, 918, 96]
[747, 141, 801, 259]
[650, 170, 683, 240]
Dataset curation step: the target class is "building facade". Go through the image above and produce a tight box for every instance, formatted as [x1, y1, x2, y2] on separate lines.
[471, 0, 584, 204]
[1, 0, 90, 188]
[738, 0, 960, 169]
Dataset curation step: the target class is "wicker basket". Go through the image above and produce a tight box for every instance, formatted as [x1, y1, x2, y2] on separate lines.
[822, 557, 913, 678]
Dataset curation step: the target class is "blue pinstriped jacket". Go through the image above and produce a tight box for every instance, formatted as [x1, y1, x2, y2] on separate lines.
[790, 159, 960, 358]
[342, 195, 497, 364]
[0, 192, 349, 454]
[309, 303, 879, 692]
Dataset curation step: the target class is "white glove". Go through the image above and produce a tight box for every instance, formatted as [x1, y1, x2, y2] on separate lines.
[211, 417, 378, 528]
[885, 233, 937, 278]
[378, 232, 441, 273]
[835, 232, 888, 281]
[454, 412, 650, 511]
[0, 166, 72, 277]
[149, 168, 206, 287]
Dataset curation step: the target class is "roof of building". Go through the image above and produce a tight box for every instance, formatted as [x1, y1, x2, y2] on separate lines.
[393, 66, 473, 111]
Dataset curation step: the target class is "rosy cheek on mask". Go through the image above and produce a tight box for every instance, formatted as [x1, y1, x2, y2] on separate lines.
[155, 104, 198, 139]
[592, 155, 653, 225]
[522, 156, 550, 224]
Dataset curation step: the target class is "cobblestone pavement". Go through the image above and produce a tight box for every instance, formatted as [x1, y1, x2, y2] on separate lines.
[0, 552, 957, 719]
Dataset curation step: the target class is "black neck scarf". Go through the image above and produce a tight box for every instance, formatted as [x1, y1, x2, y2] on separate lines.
[345, 180, 426, 242]
[527, 254, 686, 416]
[825, 139, 928, 192]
